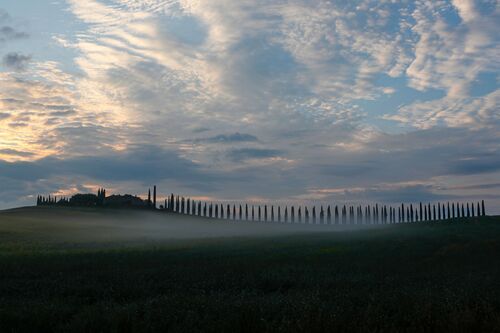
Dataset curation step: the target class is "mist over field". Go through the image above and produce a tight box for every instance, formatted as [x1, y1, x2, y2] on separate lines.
[0, 207, 382, 247]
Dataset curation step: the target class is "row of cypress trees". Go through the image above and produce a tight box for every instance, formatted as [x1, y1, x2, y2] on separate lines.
[162, 194, 486, 224]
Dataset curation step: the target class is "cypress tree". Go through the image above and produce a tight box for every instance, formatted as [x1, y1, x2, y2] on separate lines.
[305, 207, 309, 223]
[461, 203, 465, 218]
[233, 205, 237, 220]
[312, 206, 316, 224]
[335, 206, 339, 224]
[447, 202, 450, 220]
[437, 203, 441, 220]
[291, 206, 295, 223]
[258, 206, 261, 221]
[148, 189, 151, 207]
[264, 205, 268, 222]
[203, 202, 207, 217]
[319, 206, 324, 224]
[471, 202, 475, 217]
[240, 205, 243, 220]
[245, 204, 249, 220]
[477, 202, 480, 217]
[401, 204, 405, 222]
[481, 200, 485, 216]
[284, 206, 288, 223]
[252, 206, 255, 221]
[153, 186, 156, 209]
[181, 197, 185, 214]
[428, 203, 431, 220]
[432, 205, 436, 221]
[466, 203, 470, 217]
[215, 204, 219, 218]
[271, 206, 275, 222]
[327, 206, 332, 224]
[419, 202, 423, 222]
[227, 204, 231, 219]
[187, 199, 191, 214]
[278, 206, 281, 223]
[298, 206, 302, 223]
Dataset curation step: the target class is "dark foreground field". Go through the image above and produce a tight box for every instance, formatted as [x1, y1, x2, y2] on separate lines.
[0, 207, 499, 332]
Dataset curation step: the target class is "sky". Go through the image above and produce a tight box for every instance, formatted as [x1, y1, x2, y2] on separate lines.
[0, 0, 499, 213]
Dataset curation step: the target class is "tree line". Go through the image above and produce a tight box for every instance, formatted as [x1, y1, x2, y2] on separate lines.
[37, 185, 487, 224]
[161, 194, 486, 224]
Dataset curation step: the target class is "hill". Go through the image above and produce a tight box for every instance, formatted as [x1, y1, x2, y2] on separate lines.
[0, 206, 499, 332]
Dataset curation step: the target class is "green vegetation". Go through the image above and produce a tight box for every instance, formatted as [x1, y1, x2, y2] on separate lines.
[0, 207, 499, 332]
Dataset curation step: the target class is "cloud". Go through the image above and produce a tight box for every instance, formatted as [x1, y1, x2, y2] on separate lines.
[0, 144, 214, 184]
[191, 132, 258, 144]
[2, 52, 32, 71]
[0, 26, 29, 41]
[0, 148, 35, 158]
[227, 148, 283, 162]
[0, 10, 29, 45]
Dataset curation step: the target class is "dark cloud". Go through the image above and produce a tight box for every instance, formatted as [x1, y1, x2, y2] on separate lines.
[192, 127, 210, 133]
[448, 154, 500, 175]
[2, 52, 31, 71]
[0, 149, 34, 158]
[192, 132, 258, 144]
[0, 145, 217, 185]
[227, 148, 283, 162]
[0, 26, 29, 41]
[8, 122, 28, 128]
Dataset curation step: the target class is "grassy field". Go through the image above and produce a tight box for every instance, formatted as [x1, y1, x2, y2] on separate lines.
[0, 207, 499, 332]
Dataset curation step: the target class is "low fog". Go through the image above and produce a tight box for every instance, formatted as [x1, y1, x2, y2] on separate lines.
[0, 207, 384, 245]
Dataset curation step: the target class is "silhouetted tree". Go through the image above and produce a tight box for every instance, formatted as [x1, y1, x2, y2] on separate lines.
[278, 206, 281, 223]
[284, 206, 288, 223]
[233, 205, 237, 220]
[153, 186, 156, 209]
[264, 205, 268, 222]
[335, 206, 339, 224]
[477, 202, 480, 217]
[298, 206, 302, 223]
[258, 206, 261, 221]
[312, 206, 316, 224]
[291, 206, 295, 223]
[271, 206, 275, 222]
[466, 203, 470, 217]
[471, 202, 475, 217]
[482, 200, 485, 216]
[461, 203, 465, 218]
[252, 205, 255, 221]
[148, 189, 151, 207]
[319, 206, 324, 224]
[327, 206, 332, 224]
[245, 204, 249, 220]
[239, 205, 243, 220]
[305, 207, 309, 223]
